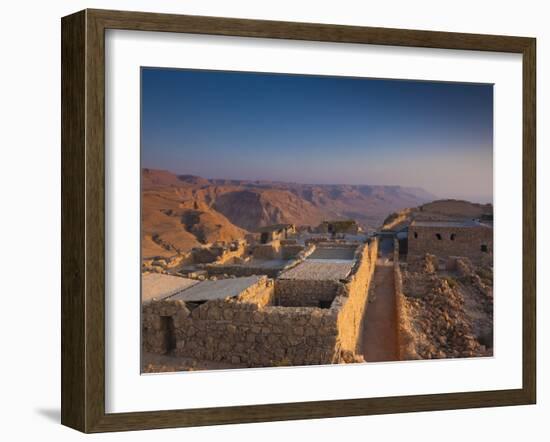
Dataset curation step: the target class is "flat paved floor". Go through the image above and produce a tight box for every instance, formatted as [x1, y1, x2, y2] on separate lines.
[362, 260, 399, 362]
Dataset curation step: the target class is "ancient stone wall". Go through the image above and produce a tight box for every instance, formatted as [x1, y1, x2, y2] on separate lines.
[393, 239, 417, 360]
[408, 225, 493, 263]
[281, 244, 305, 260]
[205, 244, 315, 279]
[142, 276, 339, 366]
[252, 241, 281, 260]
[142, 252, 193, 273]
[274, 279, 340, 307]
[192, 247, 224, 264]
[143, 239, 379, 367]
[333, 238, 378, 354]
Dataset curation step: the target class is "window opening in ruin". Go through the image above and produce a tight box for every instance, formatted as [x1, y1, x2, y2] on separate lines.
[260, 232, 269, 244]
[436, 233, 442, 240]
[318, 300, 332, 309]
[414, 232, 418, 239]
[160, 316, 176, 353]
[450, 233, 456, 240]
[481, 244, 488, 253]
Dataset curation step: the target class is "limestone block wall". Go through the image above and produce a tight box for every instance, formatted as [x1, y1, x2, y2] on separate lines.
[274, 279, 341, 307]
[393, 238, 417, 360]
[205, 244, 315, 279]
[408, 224, 493, 262]
[281, 244, 305, 260]
[142, 278, 339, 367]
[143, 239, 380, 368]
[333, 238, 378, 354]
[176, 303, 338, 366]
[214, 243, 247, 265]
[253, 241, 281, 260]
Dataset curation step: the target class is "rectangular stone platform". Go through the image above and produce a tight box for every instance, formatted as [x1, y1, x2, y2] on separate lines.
[279, 259, 354, 281]
[141, 273, 199, 303]
[168, 275, 264, 302]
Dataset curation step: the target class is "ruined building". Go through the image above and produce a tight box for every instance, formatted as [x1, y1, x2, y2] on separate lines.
[407, 220, 493, 263]
[318, 220, 360, 235]
[142, 239, 378, 367]
[258, 223, 296, 244]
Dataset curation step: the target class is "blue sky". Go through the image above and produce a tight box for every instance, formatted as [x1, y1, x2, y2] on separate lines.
[141, 68, 493, 202]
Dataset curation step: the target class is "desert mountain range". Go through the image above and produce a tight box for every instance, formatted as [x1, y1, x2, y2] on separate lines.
[141, 168, 436, 258]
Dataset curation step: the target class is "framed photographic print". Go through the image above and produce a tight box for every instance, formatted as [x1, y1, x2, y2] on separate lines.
[61, 9, 536, 433]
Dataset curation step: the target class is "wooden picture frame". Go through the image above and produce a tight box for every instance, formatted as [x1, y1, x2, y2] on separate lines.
[61, 8, 536, 433]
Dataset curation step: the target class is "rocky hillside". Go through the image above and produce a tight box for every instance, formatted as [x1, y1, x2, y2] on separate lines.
[142, 168, 435, 257]
[382, 199, 493, 231]
[400, 255, 493, 360]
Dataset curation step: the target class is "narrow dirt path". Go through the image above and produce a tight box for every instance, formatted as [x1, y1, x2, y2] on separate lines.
[362, 259, 399, 362]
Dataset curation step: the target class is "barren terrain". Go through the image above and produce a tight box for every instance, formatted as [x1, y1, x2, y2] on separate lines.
[399, 255, 493, 359]
[142, 168, 435, 258]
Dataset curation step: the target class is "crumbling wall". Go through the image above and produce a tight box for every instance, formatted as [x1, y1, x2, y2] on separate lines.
[192, 241, 247, 265]
[253, 241, 281, 259]
[143, 240, 381, 368]
[205, 244, 315, 279]
[214, 242, 247, 264]
[142, 252, 193, 273]
[393, 239, 418, 360]
[281, 244, 305, 260]
[192, 247, 224, 264]
[333, 238, 378, 355]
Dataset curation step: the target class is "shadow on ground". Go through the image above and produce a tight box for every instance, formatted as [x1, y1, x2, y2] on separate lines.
[35, 408, 60, 423]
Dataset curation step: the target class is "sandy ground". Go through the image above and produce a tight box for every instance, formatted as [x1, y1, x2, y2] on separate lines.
[362, 260, 399, 362]
[141, 352, 245, 373]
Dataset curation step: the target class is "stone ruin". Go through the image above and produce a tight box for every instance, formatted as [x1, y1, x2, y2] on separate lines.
[142, 238, 379, 367]
[407, 220, 493, 264]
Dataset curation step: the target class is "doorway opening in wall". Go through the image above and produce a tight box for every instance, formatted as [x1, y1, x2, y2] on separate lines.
[161, 316, 176, 353]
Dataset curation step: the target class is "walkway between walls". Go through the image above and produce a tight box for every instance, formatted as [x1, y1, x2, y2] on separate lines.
[361, 258, 398, 362]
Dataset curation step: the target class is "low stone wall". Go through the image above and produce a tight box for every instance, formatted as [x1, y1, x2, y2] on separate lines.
[142, 252, 193, 273]
[393, 239, 418, 360]
[143, 239, 380, 367]
[253, 241, 281, 259]
[142, 277, 339, 366]
[278, 244, 316, 273]
[333, 238, 378, 354]
[274, 279, 340, 307]
[192, 247, 224, 264]
[408, 224, 493, 263]
[205, 244, 315, 280]
[281, 244, 305, 260]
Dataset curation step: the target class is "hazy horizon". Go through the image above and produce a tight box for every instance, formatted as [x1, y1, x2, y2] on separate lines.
[142, 68, 493, 203]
